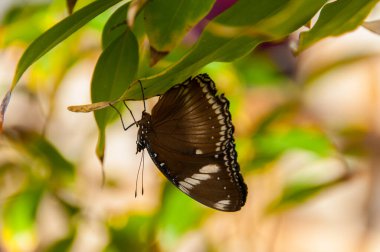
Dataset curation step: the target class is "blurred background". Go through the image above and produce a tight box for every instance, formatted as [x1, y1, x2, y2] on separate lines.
[1, 0, 380, 251]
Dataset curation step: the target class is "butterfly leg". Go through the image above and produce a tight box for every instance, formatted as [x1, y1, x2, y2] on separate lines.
[109, 102, 137, 131]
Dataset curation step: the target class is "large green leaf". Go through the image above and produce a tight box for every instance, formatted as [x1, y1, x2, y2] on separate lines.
[102, 3, 129, 49]
[0, 0, 125, 132]
[91, 29, 139, 161]
[251, 128, 335, 169]
[119, 0, 327, 102]
[144, 0, 215, 62]
[11, 0, 124, 89]
[298, 0, 378, 52]
[267, 174, 351, 212]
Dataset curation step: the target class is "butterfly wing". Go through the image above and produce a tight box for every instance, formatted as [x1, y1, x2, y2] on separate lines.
[145, 74, 247, 211]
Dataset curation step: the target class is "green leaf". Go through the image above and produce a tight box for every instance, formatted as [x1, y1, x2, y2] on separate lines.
[91, 29, 139, 161]
[102, 3, 129, 49]
[119, 0, 327, 102]
[156, 184, 205, 249]
[1, 0, 125, 132]
[4, 129, 75, 182]
[45, 236, 75, 252]
[251, 128, 334, 168]
[11, 0, 124, 89]
[27, 135, 75, 181]
[3, 188, 44, 234]
[107, 215, 155, 252]
[304, 53, 377, 85]
[267, 175, 350, 212]
[144, 0, 215, 54]
[298, 0, 378, 52]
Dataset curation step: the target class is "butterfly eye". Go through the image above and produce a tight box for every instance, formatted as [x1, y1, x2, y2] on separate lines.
[134, 74, 247, 211]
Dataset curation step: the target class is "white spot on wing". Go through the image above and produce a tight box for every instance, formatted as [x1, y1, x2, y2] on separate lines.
[199, 164, 220, 173]
[195, 149, 203, 154]
[213, 199, 231, 210]
[179, 181, 193, 190]
[179, 185, 190, 194]
[218, 200, 230, 205]
[192, 173, 211, 180]
[185, 177, 200, 185]
[212, 103, 219, 110]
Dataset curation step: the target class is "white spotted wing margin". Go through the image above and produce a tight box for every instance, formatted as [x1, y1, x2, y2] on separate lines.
[137, 74, 248, 212]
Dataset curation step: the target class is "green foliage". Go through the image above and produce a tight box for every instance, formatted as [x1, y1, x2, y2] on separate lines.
[119, 0, 328, 102]
[267, 175, 350, 212]
[3, 188, 43, 234]
[92, 28, 139, 160]
[107, 215, 156, 251]
[10, 0, 123, 89]
[157, 184, 206, 240]
[298, 0, 378, 52]
[252, 127, 334, 168]
[144, 0, 215, 52]
[102, 3, 130, 49]
[1, 129, 76, 247]
[3, 129, 75, 185]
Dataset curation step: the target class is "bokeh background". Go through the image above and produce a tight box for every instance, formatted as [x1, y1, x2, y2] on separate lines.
[1, 0, 380, 251]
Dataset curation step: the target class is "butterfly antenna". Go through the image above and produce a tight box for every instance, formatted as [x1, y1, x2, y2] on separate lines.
[141, 150, 145, 195]
[123, 100, 138, 127]
[138, 80, 146, 112]
[135, 150, 144, 197]
[109, 103, 137, 131]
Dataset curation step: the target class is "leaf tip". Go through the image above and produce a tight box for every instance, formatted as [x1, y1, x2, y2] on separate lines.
[67, 101, 112, 113]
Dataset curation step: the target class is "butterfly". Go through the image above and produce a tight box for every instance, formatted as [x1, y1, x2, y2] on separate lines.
[120, 74, 247, 211]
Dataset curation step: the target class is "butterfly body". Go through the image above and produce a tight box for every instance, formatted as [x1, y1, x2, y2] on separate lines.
[135, 74, 247, 212]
